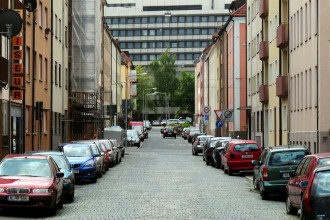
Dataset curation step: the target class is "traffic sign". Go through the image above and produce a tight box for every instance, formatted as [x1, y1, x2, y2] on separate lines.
[204, 115, 209, 121]
[222, 109, 234, 122]
[214, 110, 222, 120]
[216, 120, 222, 128]
[203, 106, 210, 115]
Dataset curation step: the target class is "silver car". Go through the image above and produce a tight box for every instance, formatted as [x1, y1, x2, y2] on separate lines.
[127, 129, 141, 147]
[192, 135, 214, 155]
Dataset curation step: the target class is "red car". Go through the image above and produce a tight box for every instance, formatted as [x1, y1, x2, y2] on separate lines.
[286, 153, 330, 215]
[222, 140, 262, 175]
[0, 154, 64, 215]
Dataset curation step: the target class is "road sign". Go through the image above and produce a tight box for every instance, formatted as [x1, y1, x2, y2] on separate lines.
[216, 120, 222, 128]
[204, 115, 209, 121]
[203, 106, 210, 115]
[214, 110, 222, 119]
[222, 109, 234, 122]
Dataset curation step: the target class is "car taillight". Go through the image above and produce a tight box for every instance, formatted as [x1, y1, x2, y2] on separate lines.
[229, 153, 235, 159]
[164, 131, 167, 134]
[303, 174, 315, 213]
[262, 166, 269, 181]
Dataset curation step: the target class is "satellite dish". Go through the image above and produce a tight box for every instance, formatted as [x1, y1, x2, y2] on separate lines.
[24, 0, 37, 12]
[0, 9, 23, 38]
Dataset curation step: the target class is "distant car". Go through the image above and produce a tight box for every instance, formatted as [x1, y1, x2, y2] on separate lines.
[252, 145, 310, 200]
[192, 135, 213, 156]
[62, 143, 98, 183]
[109, 139, 122, 164]
[127, 129, 141, 147]
[286, 153, 330, 215]
[25, 151, 75, 202]
[300, 166, 330, 219]
[222, 140, 262, 176]
[0, 154, 64, 215]
[160, 119, 167, 126]
[152, 120, 160, 126]
[163, 127, 176, 138]
[144, 120, 152, 130]
[187, 129, 201, 143]
[97, 140, 111, 170]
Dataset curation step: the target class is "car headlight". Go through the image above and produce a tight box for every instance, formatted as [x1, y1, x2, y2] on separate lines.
[32, 188, 54, 194]
[84, 162, 94, 167]
[0, 188, 4, 193]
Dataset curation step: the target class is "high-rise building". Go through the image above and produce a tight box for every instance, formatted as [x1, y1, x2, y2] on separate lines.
[104, 0, 232, 72]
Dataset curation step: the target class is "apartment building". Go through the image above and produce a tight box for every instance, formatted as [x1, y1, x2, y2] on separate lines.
[104, 0, 232, 72]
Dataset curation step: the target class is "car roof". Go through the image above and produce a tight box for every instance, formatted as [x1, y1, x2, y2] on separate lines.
[4, 154, 49, 159]
[315, 165, 330, 173]
[64, 143, 89, 147]
[229, 140, 258, 144]
[266, 145, 308, 152]
[25, 151, 65, 156]
[305, 152, 330, 159]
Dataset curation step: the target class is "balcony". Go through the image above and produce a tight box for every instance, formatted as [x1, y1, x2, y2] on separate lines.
[276, 23, 288, 49]
[259, 41, 269, 61]
[259, 84, 269, 104]
[276, 76, 288, 98]
[259, 0, 268, 19]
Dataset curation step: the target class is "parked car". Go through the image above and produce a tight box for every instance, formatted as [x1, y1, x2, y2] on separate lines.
[99, 139, 118, 166]
[104, 126, 125, 156]
[252, 145, 310, 200]
[187, 129, 202, 143]
[129, 121, 147, 140]
[152, 120, 160, 126]
[71, 140, 106, 176]
[0, 154, 64, 215]
[213, 139, 240, 169]
[109, 139, 122, 164]
[144, 120, 152, 130]
[163, 127, 177, 138]
[160, 119, 167, 126]
[96, 140, 111, 170]
[286, 153, 330, 215]
[192, 135, 213, 156]
[300, 166, 330, 219]
[25, 151, 75, 202]
[203, 137, 231, 165]
[62, 143, 98, 183]
[190, 132, 207, 146]
[127, 129, 141, 147]
[222, 140, 262, 176]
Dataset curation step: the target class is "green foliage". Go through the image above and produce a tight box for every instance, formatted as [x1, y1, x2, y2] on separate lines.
[173, 71, 195, 115]
[135, 65, 154, 113]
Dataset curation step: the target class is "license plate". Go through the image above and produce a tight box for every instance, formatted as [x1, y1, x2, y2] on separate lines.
[282, 172, 290, 178]
[74, 170, 79, 173]
[241, 154, 253, 158]
[7, 196, 29, 202]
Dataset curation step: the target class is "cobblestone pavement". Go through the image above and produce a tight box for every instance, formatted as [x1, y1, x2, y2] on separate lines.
[0, 129, 299, 220]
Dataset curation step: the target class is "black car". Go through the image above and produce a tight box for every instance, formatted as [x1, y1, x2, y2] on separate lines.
[212, 139, 233, 168]
[203, 137, 232, 166]
[300, 166, 330, 219]
[163, 127, 176, 138]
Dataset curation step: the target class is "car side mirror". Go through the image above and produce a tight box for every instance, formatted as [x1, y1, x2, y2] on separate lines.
[299, 180, 309, 188]
[56, 172, 64, 178]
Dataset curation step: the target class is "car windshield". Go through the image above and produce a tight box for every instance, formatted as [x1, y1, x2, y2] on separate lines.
[199, 137, 209, 142]
[100, 141, 111, 150]
[0, 158, 51, 177]
[210, 140, 220, 147]
[233, 144, 259, 152]
[318, 158, 330, 167]
[50, 155, 70, 170]
[127, 130, 138, 137]
[268, 150, 309, 166]
[312, 171, 330, 196]
[63, 145, 92, 157]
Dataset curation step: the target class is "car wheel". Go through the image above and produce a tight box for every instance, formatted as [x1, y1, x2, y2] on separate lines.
[286, 195, 298, 215]
[68, 186, 74, 203]
[253, 176, 259, 190]
[102, 164, 106, 174]
[57, 195, 63, 209]
[228, 167, 233, 176]
[98, 169, 103, 178]
[205, 159, 209, 166]
[48, 198, 57, 216]
[91, 175, 97, 183]
[122, 150, 125, 158]
[259, 184, 269, 200]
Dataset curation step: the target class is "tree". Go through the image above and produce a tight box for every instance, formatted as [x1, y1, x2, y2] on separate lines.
[148, 49, 179, 98]
[174, 71, 195, 115]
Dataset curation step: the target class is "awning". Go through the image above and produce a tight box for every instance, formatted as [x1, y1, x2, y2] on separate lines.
[236, 106, 252, 110]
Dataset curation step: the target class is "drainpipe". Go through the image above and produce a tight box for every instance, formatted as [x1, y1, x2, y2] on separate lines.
[279, 0, 282, 145]
[261, 18, 265, 149]
[50, 0, 54, 149]
[316, 0, 319, 151]
[31, 9, 36, 150]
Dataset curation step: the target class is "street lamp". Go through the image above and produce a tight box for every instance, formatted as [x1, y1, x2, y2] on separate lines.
[153, 92, 167, 121]
[143, 87, 157, 123]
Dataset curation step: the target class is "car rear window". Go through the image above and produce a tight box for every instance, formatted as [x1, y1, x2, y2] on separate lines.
[318, 158, 330, 167]
[268, 150, 309, 166]
[233, 144, 259, 152]
[312, 171, 330, 196]
[199, 137, 209, 141]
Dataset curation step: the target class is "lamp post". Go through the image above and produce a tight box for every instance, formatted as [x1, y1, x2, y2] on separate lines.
[142, 87, 157, 123]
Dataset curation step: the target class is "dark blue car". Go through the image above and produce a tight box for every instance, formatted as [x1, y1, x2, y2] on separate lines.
[62, 143, 98, 183]
[25, 151, 75, 202]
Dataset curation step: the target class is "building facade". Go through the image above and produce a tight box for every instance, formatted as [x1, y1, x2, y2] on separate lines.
[104, 0, 232, 72]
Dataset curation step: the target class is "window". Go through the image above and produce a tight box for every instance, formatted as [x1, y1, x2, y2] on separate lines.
[141, 55, 148, 61]
[201, 16, 207, 22]
[164, 42, 170, 48]
[43, 58, 47, 83]
[127, 30, 133, 36]
[25, 107, 29, 133]
[156, 42, 162, 48]
[171, 16, 178, 23]
[59, 64, 61, 87]
[209, 16, 215, 22]
[55, 61, 57, 85]
[38, 55, 42, 80]
[134, 54, 140, 61]
[171, 42, 178, 48]
[164, 17, 170, 23]
[26, 47, 30, 77]
[119, 30, 125, 36]
[65, 68, 68, 89]
[186, 41, 193, 47]
[283, 105, 287, 130]
[186, 16, 192, 22]
[156, 17, 162, 23]
[120, 18, 126, 24]
[179, 41, 185, 47]
[164, 29, 170, 36]
[134, 30, 140, 36]
[178, 54, 185, 60]
[55, 15, 57, 37]
[134, 42, 141, 48]
[134, 17, 140, 24]
[142, 30, 148, 36]
[193, 16, 199, 22]
[59, 19, 61, 41]
[186, 54, 193, 60]
[149, 54, 155, 61]
[149, 30, 155, 36]
[171, 29, 178, 35]
[65, 26, 68, 47]
[112, 18, 119, 24]
[186, 29, 193, 35]
[149, 42, 155, 48]
[2, 100, 8, 136]
[112, 30, 118, 37]
[127, 18, 134, 24]
[120, 42, 125, 49]
[38, 2, 42, 27]
[179, 16, 185, 22]
[142, 17, 148, 24]
[149, 17, 155, 23]
[43, 112, 47, 133]
[193, 29, 199, 35]
[44, 7, 48, 29]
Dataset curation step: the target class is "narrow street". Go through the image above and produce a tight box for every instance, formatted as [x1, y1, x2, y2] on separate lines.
[1, 129, 299, 219]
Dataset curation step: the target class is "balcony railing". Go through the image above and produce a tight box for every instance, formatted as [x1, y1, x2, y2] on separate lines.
[259, 0, 268, 19]
[276, 76, 288, 98]
[259, 41, 269, 61]
[276, 23, 288, 49]
[259, 84, 269, 104]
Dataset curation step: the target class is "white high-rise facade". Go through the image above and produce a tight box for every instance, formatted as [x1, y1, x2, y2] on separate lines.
[104, 0, 232, 71]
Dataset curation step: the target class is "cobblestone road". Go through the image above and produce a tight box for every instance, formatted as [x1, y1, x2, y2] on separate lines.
[0, 129, 299, 220]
